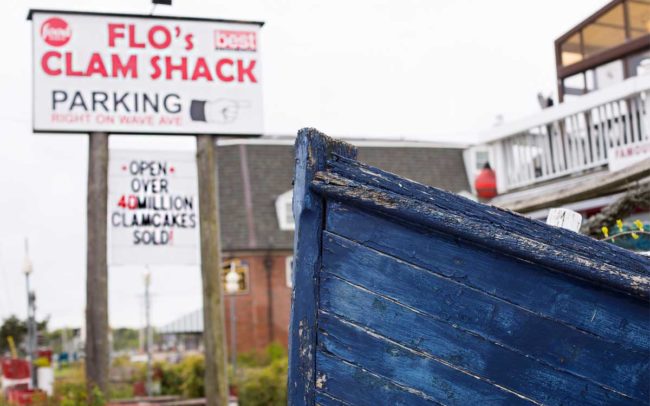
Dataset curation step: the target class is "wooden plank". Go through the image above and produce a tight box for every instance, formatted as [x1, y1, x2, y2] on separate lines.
[314, 171, 650, 298]
[321, 231, 650, 399]
[318, 311, 535, 405]
[287, 128, 357, 405]
[325, 202, 649, 351]
[326, 153, 648, 279]
[315, 392, 350, 406]
[315, 352, 440, 406]
[319, 275, 636, 405]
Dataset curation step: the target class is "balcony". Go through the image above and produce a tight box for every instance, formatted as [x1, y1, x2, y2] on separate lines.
[466, 74, 650, 194]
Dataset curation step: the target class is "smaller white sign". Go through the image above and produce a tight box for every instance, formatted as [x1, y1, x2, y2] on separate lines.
[609, 140, 650, 173]
[108, 149, 199, 265]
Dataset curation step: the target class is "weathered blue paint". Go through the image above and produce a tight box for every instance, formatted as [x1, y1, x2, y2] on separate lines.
[288, 128, 357, 406]
[289, 129, 650, 405]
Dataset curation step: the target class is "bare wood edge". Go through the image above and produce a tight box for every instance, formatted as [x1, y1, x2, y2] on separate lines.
[497, 158, 650, 213]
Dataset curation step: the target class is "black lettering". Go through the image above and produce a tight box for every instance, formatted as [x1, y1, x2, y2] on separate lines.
[113, 92, 130, 113]
[70, 92, 88, 111]
[52, 90, 67, 110]
[164, 94, 181, 114]
[92, 92, 109, 112]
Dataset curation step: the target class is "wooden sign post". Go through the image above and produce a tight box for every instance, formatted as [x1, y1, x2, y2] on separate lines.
[196, 134, 228, 406]
[85, 132, 110, 396]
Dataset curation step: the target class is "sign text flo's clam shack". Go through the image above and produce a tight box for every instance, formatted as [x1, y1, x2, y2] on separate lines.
[29, 10, 263, 134]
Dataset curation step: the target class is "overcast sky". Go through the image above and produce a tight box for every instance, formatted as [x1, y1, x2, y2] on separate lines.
[0, 0, 607, 329]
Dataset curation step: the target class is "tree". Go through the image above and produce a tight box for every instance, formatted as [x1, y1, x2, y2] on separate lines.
[112, 328, 140, 352]
[0, 315, 27, 355]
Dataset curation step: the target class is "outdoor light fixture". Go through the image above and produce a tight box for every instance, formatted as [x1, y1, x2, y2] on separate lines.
[22, 257, 33, 275]
[225, 263, 241, 294]
[152, 0, 172, 5]
[23, 240, 33, 276]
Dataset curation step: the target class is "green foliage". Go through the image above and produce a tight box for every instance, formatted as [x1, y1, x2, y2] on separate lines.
[236, 357, 288, 406]
[0, 315, 27, 354]
[158, 362, 184, 395]
[54, 380, 88, 406]
[179, 355, 205, 398]
[0, 315, 49, 355]
[90, 386, 106, 406]
[237, 341, 287, 368]
[112, 328, 140, 352]
[52, 362, 87, 406]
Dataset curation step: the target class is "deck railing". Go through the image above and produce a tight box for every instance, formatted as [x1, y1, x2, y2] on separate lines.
[475, 75, 650, 193]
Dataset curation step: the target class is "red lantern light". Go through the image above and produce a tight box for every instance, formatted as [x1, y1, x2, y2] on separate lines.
[474, 162, 497, 199]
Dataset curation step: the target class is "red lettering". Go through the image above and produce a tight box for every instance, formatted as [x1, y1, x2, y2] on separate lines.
[86, 53, 108, 77]
[150, 56, 162, 79]
[41, 51, 61, 76]
[216, 58, 234, 82]
[128, 195, 138, 210]
[148, 25, 172, 49]
[128, 24, 146, 48]
[65, 52, 83, 76]
[191, 58, 213, 81]
[165, 56, 188, 80]
[108, 23, 125, 47]
[237, 60, 257, 83]
[118, 195, 127, 208]
[112, 55, 138, 78]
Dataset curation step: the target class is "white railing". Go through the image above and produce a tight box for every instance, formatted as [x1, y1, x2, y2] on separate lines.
[474, 75, 650, 193]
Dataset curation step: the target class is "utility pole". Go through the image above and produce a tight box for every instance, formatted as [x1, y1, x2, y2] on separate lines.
[22, 239, 36, 389]
[196, 134, 228, 406]
[145, 270, 153, 397]
[86, 132, 109, 397]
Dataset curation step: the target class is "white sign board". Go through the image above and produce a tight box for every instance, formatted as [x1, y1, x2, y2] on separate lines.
[609, 140, 650, 173]
[108, 150, 199, 265]
[30, 10, 263, 135]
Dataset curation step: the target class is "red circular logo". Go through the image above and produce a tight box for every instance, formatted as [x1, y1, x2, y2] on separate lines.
[40, 18, 71, 47]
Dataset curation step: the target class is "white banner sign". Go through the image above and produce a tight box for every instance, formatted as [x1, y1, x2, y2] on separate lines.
[609, 140, 650, 173]
[108, 150, 199, 265]
[30, 10, 263, 135]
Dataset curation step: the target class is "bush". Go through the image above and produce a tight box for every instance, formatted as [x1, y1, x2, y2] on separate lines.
[158, 361, 184, 395]
[179, 355, 205, 398]
[236, 357, 288, 406]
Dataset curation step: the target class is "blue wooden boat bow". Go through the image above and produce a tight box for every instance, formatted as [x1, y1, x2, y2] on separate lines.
[288, 128, 650, 406]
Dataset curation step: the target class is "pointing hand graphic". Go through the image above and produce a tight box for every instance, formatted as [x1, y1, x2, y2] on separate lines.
[190, 99, 250, 124]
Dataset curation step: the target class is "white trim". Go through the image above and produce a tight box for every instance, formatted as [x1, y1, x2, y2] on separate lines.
[217, 137, 468, 149]
[275, 190, 294, 231]
[478, 75, 650, 144]
[285, 256, 294, 288]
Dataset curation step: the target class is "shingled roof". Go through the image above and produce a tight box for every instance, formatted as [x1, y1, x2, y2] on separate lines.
[216, 138, 469, 251]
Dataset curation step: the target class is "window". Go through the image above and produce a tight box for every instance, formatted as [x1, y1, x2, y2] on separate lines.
[222, 259, 249, 294]
[561, 32, 583, 67]
[285, 256, 294, 288]
[583, 4, 626, 58]
[475, 150, 490, 170]
[628, 0, 650, 39]
[275, 190, 294, 231]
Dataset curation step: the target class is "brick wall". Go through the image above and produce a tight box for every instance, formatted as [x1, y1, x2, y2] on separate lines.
[223, 251, 292, 356]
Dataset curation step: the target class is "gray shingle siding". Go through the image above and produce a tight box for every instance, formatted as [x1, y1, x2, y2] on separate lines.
[217, 143, 469, 251]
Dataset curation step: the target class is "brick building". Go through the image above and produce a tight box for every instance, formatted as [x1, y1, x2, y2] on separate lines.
[160, 135, 470, 355]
